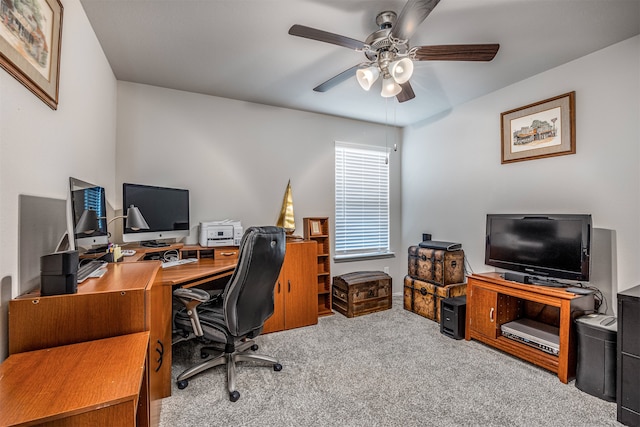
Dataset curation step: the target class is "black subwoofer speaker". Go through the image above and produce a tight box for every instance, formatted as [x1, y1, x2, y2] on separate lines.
[440, 296, 466, 340]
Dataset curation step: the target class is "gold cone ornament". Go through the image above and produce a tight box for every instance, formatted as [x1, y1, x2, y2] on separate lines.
[276, 180, 296, 235]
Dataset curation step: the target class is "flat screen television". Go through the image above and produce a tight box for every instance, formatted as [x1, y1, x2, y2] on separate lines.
[122, 183, 190, 246]
[68, 177, 109, 251]
[485, 214, 591, 282]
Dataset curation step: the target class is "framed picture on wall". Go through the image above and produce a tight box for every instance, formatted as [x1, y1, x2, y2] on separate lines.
[0, 0, 64, 109]
[501, 92, 575, 164]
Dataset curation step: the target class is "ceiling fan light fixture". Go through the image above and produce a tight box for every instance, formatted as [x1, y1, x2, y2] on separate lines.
[389, 57, 414, 84]
[381, 75, 401, 97]
[356, 66, 380, 91]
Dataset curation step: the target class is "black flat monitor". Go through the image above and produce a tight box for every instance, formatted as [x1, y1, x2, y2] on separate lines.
[122, 183, 189, 246]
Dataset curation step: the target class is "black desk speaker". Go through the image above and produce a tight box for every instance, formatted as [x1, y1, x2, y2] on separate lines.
[40, 251, 79, 296]
[440, 296, 467, 340]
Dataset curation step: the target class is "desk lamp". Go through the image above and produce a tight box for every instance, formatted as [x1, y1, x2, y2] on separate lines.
[75, 205, 149, 234]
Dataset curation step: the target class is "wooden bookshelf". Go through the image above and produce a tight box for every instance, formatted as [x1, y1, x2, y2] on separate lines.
[303, 217, 333, 316]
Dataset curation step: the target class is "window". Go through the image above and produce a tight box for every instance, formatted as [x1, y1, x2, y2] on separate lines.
[335, 141, 390, 259]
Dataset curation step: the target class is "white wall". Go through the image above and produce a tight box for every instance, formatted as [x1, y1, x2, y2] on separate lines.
[0, 0, 117, 360]
[402, 36, 640, 310]
[115, 82, 404, 288]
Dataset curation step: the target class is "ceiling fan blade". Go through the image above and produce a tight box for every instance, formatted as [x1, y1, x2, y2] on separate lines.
[392, 0, 441, 41]
[289, 25, 366, 51]
[313, 64, 361, 92]
[413, 44, 500, 61]
[396, 82, 416, 103]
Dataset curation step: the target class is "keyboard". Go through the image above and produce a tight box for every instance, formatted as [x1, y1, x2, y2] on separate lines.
[77, 260, 108, 283]
[161, 258, 198, 269]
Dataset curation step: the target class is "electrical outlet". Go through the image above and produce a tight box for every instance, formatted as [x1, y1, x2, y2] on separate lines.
[383, 267, 389, 274]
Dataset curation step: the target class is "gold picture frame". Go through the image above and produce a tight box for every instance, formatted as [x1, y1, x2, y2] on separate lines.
[0, 0, 63, 109]
[501, 92, 575, 164]
[309, 219, 323, 237]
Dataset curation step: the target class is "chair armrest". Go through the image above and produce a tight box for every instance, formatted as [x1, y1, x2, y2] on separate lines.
[173, 288, 211, 337]
[173, 287, 211, 302]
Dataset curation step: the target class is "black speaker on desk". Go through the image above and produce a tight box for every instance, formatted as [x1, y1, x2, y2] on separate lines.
[440, 296, 466, 340]
[40, 251, 79, 296]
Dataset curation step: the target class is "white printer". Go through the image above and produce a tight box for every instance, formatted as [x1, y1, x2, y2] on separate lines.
[199, 220, 243, 247]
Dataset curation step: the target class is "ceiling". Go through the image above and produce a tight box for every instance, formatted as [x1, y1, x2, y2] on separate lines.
[79, 0, 640, 127]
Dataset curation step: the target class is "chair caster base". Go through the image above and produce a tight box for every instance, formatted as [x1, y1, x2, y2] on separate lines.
[251, 344, 259, 351]
[274, 363, 282, 371]
[229, 390, 240, 402]
[177, 380, 189, 390]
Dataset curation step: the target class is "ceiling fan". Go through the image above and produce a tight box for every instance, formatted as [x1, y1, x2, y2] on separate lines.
[289, 0, 499, 103]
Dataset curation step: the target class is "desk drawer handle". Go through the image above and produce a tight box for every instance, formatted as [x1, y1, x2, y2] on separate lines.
[489, 307, 495, 323]
[220, 252, 237, 257]
[155, 340, 164, 372]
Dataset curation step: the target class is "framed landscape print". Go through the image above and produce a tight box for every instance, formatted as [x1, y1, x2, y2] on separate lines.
[501, 92, 575, 164]
[0, 0, 63, 109]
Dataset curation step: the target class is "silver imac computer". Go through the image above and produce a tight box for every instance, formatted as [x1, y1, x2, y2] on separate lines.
[68, 177, 109, 253]
[122, 183, 189, 247]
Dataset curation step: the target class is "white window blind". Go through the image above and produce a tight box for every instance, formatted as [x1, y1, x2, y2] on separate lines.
[335, 142, 390, 259]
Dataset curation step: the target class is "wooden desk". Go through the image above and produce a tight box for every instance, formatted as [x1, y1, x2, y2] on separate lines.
[159, 258, 236, 288]
[0, 332, 149, 427]
[9, 262, 167, 427]
[121, 244, 237, 288]
[8, 255, 237, 427]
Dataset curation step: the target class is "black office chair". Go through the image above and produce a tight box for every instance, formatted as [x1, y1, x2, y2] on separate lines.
[172, 226, 286, 401]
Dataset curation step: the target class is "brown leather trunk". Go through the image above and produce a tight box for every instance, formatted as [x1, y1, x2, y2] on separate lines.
[407, 246, 465, 286]
[403, 275, 466, 323]
[332, 271, 392, 318]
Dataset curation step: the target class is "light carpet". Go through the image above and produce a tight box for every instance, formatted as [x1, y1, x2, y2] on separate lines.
[161, 295, 620, 426]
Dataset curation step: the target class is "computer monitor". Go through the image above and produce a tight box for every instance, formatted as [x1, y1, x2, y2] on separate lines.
[122, 183, 190, 246]
[68, 177, 109, 252]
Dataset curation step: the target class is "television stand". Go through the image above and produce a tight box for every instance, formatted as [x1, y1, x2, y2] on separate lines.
[466, 272, 594, 383]
[141, 240, 170, 248]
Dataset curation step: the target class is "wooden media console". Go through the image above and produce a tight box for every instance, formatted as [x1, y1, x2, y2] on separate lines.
[466, 272, 594, 383]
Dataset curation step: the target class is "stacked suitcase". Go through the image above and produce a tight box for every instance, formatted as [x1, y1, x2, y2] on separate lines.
[404, 243, 466, 323]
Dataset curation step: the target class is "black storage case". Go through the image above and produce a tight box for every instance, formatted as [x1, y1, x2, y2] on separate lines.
[40, 251, 79, 296]
[617, 285, 640, 426]
[575, 314, 617, 402]
[440, 296, 466, 340]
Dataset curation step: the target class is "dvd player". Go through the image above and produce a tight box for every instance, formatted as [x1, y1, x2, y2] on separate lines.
[500, 318, 560, 356]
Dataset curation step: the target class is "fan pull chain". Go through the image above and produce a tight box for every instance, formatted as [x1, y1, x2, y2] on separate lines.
[385, 97, 389, 164]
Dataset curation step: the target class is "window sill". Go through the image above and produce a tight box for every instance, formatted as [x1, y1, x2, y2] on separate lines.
[334, 252, 395, 263]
